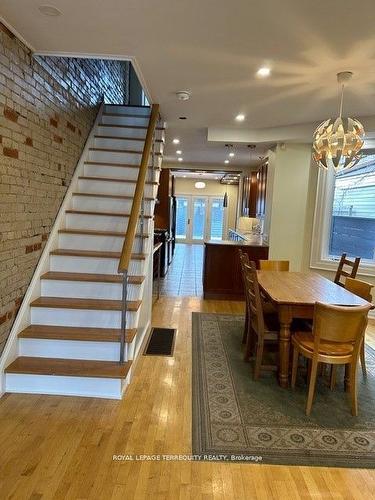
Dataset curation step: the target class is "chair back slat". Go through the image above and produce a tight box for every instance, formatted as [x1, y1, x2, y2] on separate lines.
[312, 302, 370, 347]
[334, 253, 360, 287]
[345, 277, 374, 302]
[259, 260, 289, 271]
[244, 261, 265, 337]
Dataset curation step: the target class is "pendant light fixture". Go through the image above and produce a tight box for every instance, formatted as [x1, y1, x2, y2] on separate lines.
[312, 71, 364, 172]
[223, 191, 228, 208]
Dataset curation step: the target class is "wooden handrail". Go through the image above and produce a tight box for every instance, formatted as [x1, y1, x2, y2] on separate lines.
[118, 103, 160, 273]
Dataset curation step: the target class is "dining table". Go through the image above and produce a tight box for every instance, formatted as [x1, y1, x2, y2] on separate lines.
[257, 271, 374, 388]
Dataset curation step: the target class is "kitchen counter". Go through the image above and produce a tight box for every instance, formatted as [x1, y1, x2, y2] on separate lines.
[203, 238, 269, 300]
[205, 236, 268, 247]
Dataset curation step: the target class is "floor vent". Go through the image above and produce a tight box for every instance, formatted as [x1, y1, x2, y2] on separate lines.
[144, 327, 176, 356]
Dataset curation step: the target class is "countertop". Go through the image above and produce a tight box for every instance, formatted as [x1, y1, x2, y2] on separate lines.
[204, 236, 268, 247]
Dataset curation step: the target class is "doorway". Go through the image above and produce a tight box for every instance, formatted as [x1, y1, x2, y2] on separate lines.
[175, 195, 226, 243]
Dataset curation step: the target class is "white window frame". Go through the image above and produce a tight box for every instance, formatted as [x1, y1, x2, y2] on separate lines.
[310, 167, 375, 277]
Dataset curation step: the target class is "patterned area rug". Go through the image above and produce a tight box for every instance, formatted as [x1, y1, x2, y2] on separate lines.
[192, 313, 375, 467]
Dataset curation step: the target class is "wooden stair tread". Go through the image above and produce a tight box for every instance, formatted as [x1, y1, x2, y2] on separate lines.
[5, 357, 132, 379]
[89, 147, 162, 156]
[84, 161, 153, 169]
[58, 229, 149, 238]
[99, 123, 165, 131]
[30, 297, 141, 311]
[50, 249, 146, 259]
[103, 112, 151, 118]
[65, 210, 153, 218]
[18, 325, 137, 343]
[78, 176, 158, 185]
[72, 192, 153, 201]
[41, 271, 144, 284]
[94, 135, 163, 143]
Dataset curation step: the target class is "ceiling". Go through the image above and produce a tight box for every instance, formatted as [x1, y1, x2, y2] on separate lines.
[172, 170, 241, 181]
[3, 0, 375, 167]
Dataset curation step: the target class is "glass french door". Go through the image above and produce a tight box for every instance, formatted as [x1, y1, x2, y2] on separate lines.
[175, 195, 226, 243]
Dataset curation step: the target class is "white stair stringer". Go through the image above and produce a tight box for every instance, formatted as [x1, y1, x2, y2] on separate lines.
[0, 103, 164, 400]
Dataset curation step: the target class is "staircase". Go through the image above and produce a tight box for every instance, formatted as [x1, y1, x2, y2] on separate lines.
[1, 103, 164, 399]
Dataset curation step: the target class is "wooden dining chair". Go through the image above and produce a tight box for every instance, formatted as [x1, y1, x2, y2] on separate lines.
[243, 261, 279, 379]
[334, 253, 361, 287]
[259, 260, 290, 271]
[345, 277, 374, 378]
[291, 302, 371, 416]
[238, 249, 251, 345]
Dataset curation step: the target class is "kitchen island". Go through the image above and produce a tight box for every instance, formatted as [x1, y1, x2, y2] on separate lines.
[203, 236, 269, 299]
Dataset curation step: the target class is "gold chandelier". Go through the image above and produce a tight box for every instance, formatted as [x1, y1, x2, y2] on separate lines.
[312, 71, 365, 172]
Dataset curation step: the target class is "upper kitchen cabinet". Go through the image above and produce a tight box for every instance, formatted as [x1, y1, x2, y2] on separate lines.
[256, 161, 268, 219]
[240, 160, 268, 219]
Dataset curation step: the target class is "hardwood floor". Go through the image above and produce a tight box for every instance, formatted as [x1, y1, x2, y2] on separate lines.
[0, 297, 375, 499]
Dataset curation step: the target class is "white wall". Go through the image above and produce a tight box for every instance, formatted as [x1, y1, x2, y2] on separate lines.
[174, 177, 238, 235]
[265, 144, 312, 271]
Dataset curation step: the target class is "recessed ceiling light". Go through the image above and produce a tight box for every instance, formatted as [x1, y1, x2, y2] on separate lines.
[256, 67, 271, 77]
[178, 158, 183, 162]
[176, 150, 182, 155]
[229, 152, 235, 157]
[172, 138, 180, 144]
[183, 175, 187, 178]
[235, 114, 245, 122]
[38, 4, 62, 16]
[224, 160, 229, 164]
[179, 116, 187, 120]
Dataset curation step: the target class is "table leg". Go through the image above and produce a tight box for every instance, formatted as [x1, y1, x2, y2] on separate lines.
[278, 306, 292, 388]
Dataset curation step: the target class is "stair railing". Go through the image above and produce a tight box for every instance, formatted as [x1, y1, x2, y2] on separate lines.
[117, 103, 160, 363]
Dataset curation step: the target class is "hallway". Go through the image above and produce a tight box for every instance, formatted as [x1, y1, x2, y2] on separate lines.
[159, 243, 203, 296]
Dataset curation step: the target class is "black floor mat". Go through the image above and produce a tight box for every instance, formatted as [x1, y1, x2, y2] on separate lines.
[144, 327, 176, 356]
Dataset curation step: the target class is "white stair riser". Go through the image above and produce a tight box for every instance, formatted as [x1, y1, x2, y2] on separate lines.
[78, 178, 156, 198]
[19, 338, 123, 361]
[58, 233, 148, 253]
[72, 195, 153, 214]
[94, 137, 145, 151]
[97, 126, 147, 140]
[104, 105, 151, 116]
[30, 307, 139, 329]
[93, 137, 163, 154]
[84, 164, 155, 182]
[41, 279, 142, 300]
[5, 373, 127, 399]
[102, 114, 149, 127]
[50, 255, 144, 275]
[65, 213, 152, 233]
[88, 150, 142, 165]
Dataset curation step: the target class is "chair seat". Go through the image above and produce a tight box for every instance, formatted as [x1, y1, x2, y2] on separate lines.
[292, 331, 354, 356]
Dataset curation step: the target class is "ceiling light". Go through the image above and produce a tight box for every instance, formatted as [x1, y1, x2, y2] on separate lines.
[312, 71, 364, 172]
[172, 138, 180, 144]
[229, 152, 235, 157]
[256, 67, 271, 77]
[224, 160, 229, 164]
[235, 114, 245, 122]
[195, 181, 206, 189]
[178, 158, 183, 162]
[179, 116, 187, 120]
[38, 4, 62, 16]
[176, 150, 182, 155]
[176, 90, 191, 101]
[183, 175, 187, 178]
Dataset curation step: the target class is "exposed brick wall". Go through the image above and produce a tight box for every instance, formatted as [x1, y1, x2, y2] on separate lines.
[0, 24, 130, 354]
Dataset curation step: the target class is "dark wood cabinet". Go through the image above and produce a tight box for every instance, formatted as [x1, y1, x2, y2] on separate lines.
[241, 161, 268, 219]
[154, 168, 172, 229]
[241, 171, 258, 217]
[256, 162, 268, 218]
[203, 240, 269, 299]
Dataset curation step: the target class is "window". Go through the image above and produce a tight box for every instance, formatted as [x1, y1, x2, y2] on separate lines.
[311, 154, 375, 274]
[329, 160, 375, 260]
